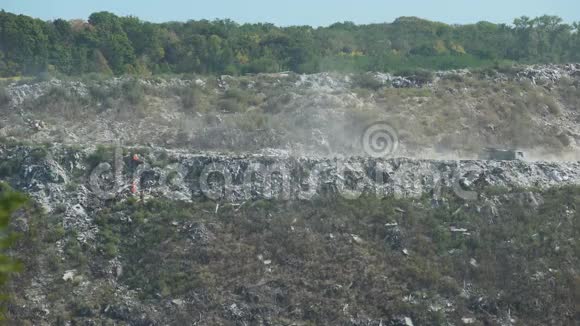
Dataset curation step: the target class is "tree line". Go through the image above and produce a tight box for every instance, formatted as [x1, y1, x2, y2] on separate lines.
[1, 10, 579, 77]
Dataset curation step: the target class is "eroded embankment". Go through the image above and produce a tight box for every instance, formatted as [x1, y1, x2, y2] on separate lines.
[2, 144, 580, 211]
[2, 143, 580, 325]
[2, 64, 580, 158]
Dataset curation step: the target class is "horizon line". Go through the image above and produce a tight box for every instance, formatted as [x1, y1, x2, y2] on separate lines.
[1, 8, 576, 29]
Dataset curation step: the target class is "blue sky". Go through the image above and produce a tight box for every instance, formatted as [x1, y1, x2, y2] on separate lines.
[1, 0, 578, 26]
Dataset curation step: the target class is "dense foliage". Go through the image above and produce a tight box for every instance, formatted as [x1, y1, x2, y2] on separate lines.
[9, 185, 579, 324]
[0, 10, 579, 77]
[0, 183, 26, 321]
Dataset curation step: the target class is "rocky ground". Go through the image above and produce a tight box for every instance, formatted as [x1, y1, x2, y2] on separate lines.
[1, 64, 580, 160]
[0, 143, 579, 325]
[1, 64, 579, 325]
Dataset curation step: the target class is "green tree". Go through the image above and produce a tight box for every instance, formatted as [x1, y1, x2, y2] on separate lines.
[0, 183, 27, 321]
[0, 10, 49, 75]
[88, 11, 136, 74]
[0, 10, 578, 76]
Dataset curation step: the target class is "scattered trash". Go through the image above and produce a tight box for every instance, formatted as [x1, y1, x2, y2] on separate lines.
[63, 270, 76, 281]
[470, 258, 479, 268]
[351, 234, 363, 244]
[450, 226, 469, 233]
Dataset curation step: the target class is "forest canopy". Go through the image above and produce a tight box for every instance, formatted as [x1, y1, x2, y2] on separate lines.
[0, 10, 579, 77]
